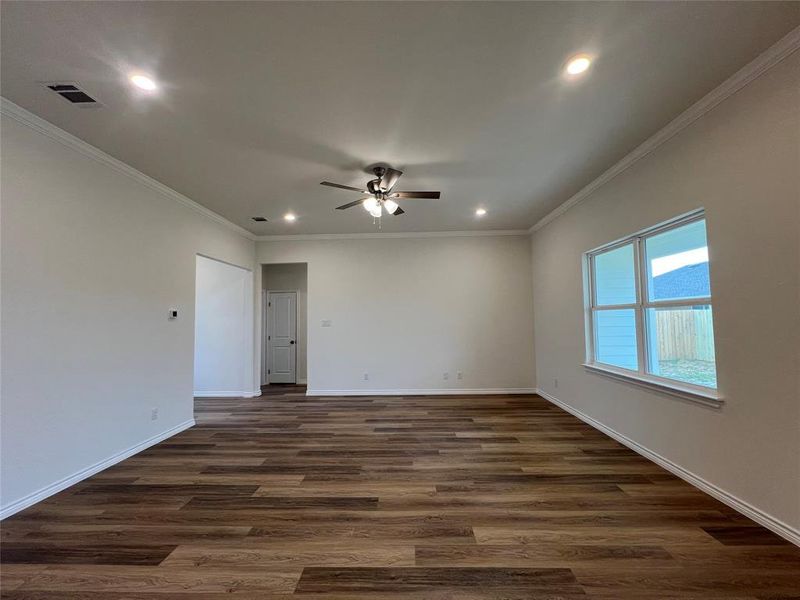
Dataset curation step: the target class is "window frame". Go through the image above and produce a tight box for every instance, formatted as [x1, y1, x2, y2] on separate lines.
[582, 209, 722, 406]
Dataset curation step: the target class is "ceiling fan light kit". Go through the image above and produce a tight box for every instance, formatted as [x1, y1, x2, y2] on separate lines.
[363, 197, 382, 218]
[383, 199, 400, 215]
[321, 165, 440, 225]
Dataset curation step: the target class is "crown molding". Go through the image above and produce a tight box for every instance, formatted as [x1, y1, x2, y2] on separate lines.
[0, 97, 257, 241]
[8, 23, 796, 243]
[255, 229, 530, 242]
[1, 99, 524, 243]
[529, 25, 800, 235]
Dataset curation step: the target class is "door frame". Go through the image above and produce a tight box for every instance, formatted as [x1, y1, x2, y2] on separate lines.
[263, 289, 298, 385]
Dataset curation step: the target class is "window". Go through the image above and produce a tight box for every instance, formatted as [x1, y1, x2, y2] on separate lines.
[584, 211, 719, 402]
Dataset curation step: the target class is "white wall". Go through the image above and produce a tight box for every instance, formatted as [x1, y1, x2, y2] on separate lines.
[262, 263, 308, 384]
[0, 106, 255, 517]
[256, 235, 536, 394]
[531, 53, 799, 537]
[194, 256, 254, 396]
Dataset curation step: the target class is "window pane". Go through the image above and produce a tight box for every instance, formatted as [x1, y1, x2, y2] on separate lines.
[645, 305, 716, 388]
[594, 243, 636, 306]
[594, 309, 638, 371]
[646, 219, 710, 302]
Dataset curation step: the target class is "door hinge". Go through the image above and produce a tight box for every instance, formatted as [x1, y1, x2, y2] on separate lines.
[268, 369, 271, 374]
[268, 335, 271, 340]
[268, 301, 271, 307]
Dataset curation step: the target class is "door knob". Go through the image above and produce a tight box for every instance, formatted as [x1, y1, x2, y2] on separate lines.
[290, 340, 295, 345]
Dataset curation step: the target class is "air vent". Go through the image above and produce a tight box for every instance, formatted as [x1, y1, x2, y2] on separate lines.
[44, 82, 100, 107]
[252, 217, 268, 222]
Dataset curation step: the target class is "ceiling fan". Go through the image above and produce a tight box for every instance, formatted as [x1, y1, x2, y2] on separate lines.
[320, 166, 441, 218]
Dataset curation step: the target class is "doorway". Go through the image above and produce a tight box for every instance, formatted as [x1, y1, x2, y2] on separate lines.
[266, 291, 297, 383]
[194, 255, 254, 397]
[262, 263, 308, 386]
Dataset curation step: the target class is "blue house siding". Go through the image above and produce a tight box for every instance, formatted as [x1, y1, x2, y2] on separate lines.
[592, 245, 638, 370]
[595, 309, 638, 371]
[594, 260, 710, 372]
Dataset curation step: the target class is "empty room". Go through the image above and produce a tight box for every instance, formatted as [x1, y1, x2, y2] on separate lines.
[1, 1, 799, 597]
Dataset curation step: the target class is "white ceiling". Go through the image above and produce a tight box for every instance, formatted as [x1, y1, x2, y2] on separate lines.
[2, 2, 798, 235]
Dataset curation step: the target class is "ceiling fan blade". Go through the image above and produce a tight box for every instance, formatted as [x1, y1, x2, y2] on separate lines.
[335, 198, 369, 210]
[391, 207, 405, 215]
[379, 168, 403, 192]
[321, 181, 367, 193]
[390, 191, 441, 199]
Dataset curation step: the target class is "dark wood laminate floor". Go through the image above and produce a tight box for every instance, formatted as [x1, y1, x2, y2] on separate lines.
[2, 391, 799, 598]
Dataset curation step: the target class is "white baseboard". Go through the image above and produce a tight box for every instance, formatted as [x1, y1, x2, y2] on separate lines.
[194, 390, 260, 398]
[307, 388, 537, 397]
[535, 389, 800, 547]
[0, 419, 195, 520]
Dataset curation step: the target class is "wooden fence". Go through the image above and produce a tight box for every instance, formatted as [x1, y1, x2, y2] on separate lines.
[655, 308, 715, 361]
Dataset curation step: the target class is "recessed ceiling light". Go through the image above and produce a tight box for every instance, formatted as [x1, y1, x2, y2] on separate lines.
[475, 208, 487, 217]
[129, 74, 157, 91]
[565, 55, 592, 76]
[284, 213, 296, 222]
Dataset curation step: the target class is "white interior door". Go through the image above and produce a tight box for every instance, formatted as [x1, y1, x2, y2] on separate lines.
[267, 291, 296, 384]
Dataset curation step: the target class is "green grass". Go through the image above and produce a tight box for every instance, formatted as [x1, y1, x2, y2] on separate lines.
[656, 359, 717, 388]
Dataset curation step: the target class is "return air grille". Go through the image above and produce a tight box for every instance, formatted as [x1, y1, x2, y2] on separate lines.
[44, 82, 100, 106]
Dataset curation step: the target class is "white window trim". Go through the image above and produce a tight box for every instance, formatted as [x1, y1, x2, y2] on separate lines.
[583, 209, 723, 407]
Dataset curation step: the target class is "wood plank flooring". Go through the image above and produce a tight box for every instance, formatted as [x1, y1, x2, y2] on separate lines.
[2, 388, 799, 598]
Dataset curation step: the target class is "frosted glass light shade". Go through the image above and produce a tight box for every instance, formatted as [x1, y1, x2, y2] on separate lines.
[383, 199, 399, 215]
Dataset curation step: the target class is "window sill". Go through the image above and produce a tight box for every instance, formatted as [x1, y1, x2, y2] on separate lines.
[582, 363, 723, 408]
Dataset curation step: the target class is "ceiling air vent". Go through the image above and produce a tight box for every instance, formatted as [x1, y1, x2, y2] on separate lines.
[252, 217, 268, 222]
[44, 82, 100, 107]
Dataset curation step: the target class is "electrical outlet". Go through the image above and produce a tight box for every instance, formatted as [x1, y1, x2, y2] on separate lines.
[363, 373, 369, 381]
[554, 378, 559, 389]
[151, 408, 159, 421]
[457, 371, 463, 380]
[443, 372, 449, 381]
